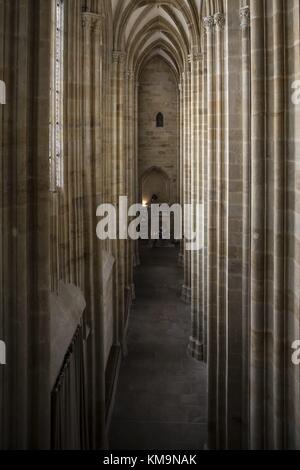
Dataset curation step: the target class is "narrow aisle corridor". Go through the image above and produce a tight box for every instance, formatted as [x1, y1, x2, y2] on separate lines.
[109, 244, 207, 450]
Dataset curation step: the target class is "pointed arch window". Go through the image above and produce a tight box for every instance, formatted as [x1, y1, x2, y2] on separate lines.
[49, 0, 64, 191]
[156, 112, 164, 128]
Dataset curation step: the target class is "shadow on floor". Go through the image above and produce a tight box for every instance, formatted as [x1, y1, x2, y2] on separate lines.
[109, 243, 207, 450]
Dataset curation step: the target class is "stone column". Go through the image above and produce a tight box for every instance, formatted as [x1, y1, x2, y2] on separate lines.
[127, 69, 136, 298]
[240, 4, 251, 448]
[82, 13, 96, 447]
[189, 51, 196, 308]
[214, 11, 227, 448]
[178, 79, 184, 267]
[250, 0, 266, 450]
[285, 0, 300, 450]
[93, 14, 106, 449]
[111, 50, 126, 350]
[94, 16, 104, 192]
[124, 69, 130, 294]
[181, 65, 192, 304]
[82, 11, 106, 449]
[186, 65, 192, 301]
[133, 79, 140, 267]
[189, 49, 204, 361]
[181, 70, 187, 297]
[203, 14, 218, 449]
[201, 49, 208, 363]
[272, 0, 285, 449]
[82, 10, 94, 298]
[0, 0, 51, 449]
[122, 66, 135, 352]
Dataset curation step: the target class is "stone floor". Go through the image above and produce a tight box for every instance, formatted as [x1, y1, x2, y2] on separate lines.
[109, 243, 207, 450]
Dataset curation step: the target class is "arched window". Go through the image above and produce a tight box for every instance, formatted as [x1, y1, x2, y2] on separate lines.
[156, 112, 164, 128]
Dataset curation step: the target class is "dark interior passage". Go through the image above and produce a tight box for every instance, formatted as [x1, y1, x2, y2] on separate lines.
[109, 244, 207, 450]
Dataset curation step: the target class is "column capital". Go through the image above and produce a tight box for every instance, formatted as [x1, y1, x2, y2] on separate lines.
[203, 16, 214, 33]
[82, 12, 103, 31]
[240, 6, 250, 30]
[93, 17, 103, 34]
[112, 50, 125, 64]
[125, 69, 134, 80]
[214, 12, 226, 31]
[188, 52, 203, 63]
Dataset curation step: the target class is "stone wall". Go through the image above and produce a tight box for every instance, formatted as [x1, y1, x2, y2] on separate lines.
[0, 0, 130, 450]
[0, 0, 52, 449]
[138, 56, 179, 205]
[198, 0, 300, 450]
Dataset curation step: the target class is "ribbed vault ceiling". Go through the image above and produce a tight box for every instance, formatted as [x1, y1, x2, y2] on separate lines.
[112, 0, 207, 81]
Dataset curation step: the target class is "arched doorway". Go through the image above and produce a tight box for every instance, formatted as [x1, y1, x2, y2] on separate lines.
[141, 166, 171, 206]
